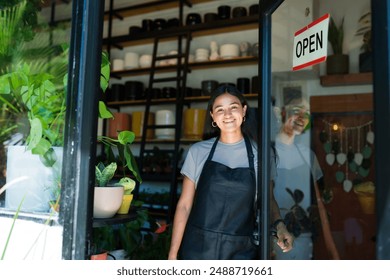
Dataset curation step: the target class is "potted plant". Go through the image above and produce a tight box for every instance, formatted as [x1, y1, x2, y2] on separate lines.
[93, 162, 124, 219]
[95, 129, 142, 217]
[0, 0, 114, 212]
[355, 11, 372, 72]
[116, 177, 136, 215]
[327, 16, 349, 75]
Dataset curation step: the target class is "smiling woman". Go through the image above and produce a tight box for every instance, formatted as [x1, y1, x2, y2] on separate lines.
[167, 85, 294, 260]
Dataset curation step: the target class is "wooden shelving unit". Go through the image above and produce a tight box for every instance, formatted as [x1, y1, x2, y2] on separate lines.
[107, 93, 258, 107]
[103, 15, 259, 48]
[320, 72, 373, 87]
[111, 56, 258, 79]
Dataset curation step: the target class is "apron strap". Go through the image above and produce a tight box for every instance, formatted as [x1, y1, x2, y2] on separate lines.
[243, 135, 255, 170]
[206, 136, 220, 161]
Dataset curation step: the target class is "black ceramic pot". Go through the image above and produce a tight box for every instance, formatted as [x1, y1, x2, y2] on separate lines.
[218, 83, 236, 91]
[110, 84, 125, 101]
[359, 51, 372, 73]
[204, 12, 218, 23]
[153, 18, 167, 31]
[129, 26, 142, 36]
[249, 4, 259, 15]
[186, 13, 202, 25]
[237, 78, 250, 94]
[125, 81, 144, 100]
[184, 87, 193, 97]
[201, 80, 219, 96]
[162, 87, 177, 98]
[218, 5, 231, 20]
[142, 19, 153, 32]
[232, 7, 247, 18]
[251, 76, 259, 94]
[167, 17, 180, 28]
[191, 88, 202, 97]
[146, 88, 162, 99]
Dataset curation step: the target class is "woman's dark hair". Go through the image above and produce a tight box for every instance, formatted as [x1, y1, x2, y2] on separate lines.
[202, 85, 258, 142]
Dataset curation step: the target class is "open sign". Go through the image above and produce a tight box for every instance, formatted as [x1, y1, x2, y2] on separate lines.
[293, 13, 329, 71]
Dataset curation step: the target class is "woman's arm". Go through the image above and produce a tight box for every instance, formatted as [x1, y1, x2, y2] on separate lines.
[168, 176, 196, 260]
[270, 180, 294, 253]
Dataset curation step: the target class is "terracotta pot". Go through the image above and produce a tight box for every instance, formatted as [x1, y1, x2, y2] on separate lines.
[108, 112, 131, 138]
[90, 251, 108, 260]
[132, 111, 155, 140]
[183, 108, 206, 139]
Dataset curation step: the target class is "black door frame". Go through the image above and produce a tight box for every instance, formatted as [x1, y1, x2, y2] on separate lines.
[259, 0, 390, 260]
[60, 0, 105, 260]
[372, 0, 390, 260]
[58, 0, 390, 260]
[258, 0, 285, 260]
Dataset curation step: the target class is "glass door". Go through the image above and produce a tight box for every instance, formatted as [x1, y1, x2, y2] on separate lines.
[259, 0, 389, 260]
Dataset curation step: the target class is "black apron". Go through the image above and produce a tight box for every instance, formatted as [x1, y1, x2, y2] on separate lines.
[180, 136, 257, 259]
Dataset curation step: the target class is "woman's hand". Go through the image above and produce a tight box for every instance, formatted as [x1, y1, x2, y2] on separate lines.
[275, 222, 294, 252]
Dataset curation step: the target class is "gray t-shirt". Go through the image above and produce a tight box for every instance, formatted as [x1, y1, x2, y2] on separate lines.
[181, 137, 276, 188]
[274, 139, 323, 216]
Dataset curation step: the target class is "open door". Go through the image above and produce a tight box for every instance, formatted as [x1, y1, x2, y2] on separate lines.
[259, 0, 390, 260]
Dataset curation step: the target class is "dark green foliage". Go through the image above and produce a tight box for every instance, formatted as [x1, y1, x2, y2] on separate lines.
[284, 188, 314, 238]
[328, 17, 344, 55]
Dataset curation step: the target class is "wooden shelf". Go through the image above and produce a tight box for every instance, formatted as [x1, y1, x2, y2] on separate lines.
[103, 15, 258, 48]
[311, 93, 373, 113]
[107, 93, 258, 107]
[92, 209, 138, 228]
[110, 56, 258, 78]
[103, 0, 211, 21]
[320, 72, 373, 87]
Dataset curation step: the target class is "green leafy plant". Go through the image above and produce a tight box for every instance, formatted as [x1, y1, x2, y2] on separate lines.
[95, 161, 137, 195]
[328, 16, 345, 55]
[283, 188, 312, 238]
[355, 12, 372, 53]
[118, 177, 136, 195]
[95, 162, 117, 187]
[97, 130, 142, 184]
[0, 0, 41, 69]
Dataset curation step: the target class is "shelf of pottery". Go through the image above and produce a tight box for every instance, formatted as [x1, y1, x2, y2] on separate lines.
[103, 0, 260, 103]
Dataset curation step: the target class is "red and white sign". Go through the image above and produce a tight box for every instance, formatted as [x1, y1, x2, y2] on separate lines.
[292, 13, 329, 71]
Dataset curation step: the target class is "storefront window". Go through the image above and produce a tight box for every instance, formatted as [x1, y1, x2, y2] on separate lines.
[0, 0, 72, 259]
[270, 0, 375, 259]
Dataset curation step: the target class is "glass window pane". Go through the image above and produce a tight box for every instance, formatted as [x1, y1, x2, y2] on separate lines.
[271, 0, 375, 260]
[0, 0, 72, 259]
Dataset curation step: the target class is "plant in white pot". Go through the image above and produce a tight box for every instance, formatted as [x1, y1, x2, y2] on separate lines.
[327, 16, 349, 75]
[94, 162, 124, 219]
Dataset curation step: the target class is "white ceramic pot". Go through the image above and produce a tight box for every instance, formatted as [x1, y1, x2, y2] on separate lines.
[155, 110, 175, 139]
[195, 48, 209, 62]
[93, 186, 124, 219]
[124, 52, 139, 69]
[5, 146, 63, 213]
[220, 43, 239, 59]
[139, 54, 152, 68]
[112, 59, 124, 71]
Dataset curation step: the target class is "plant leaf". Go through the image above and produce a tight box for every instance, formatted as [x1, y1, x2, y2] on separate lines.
[98, 100, 113, 119]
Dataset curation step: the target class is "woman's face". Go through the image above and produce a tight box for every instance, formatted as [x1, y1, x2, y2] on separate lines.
[282, 104, 310, 136]
[210, 93, 247, 133]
